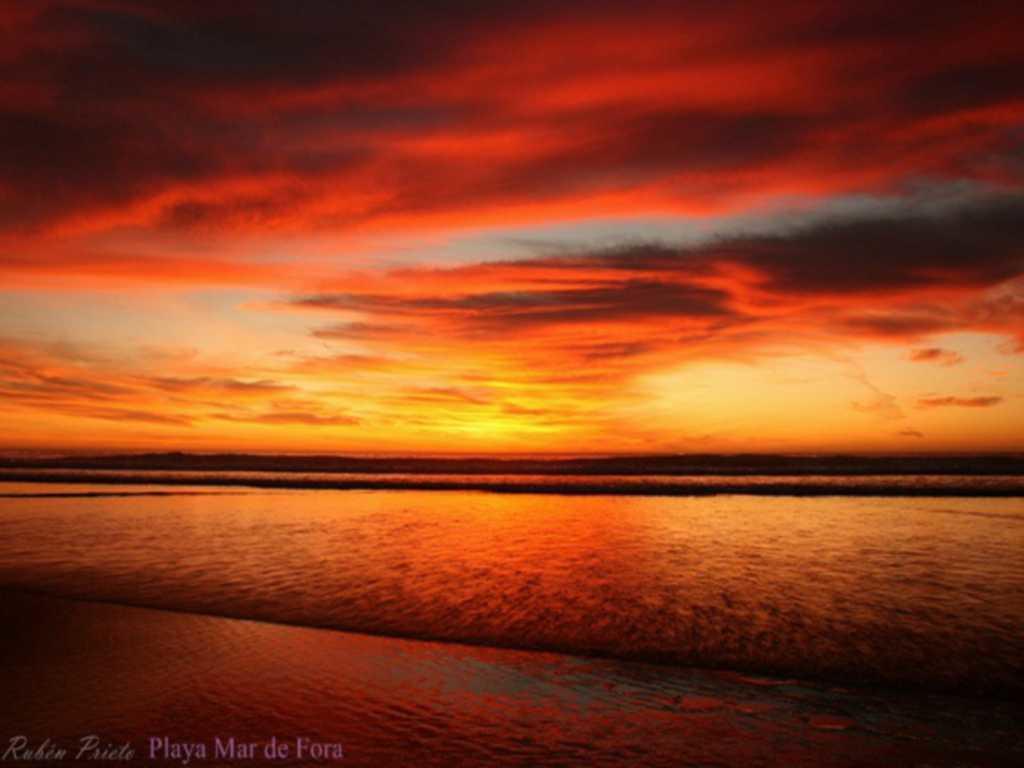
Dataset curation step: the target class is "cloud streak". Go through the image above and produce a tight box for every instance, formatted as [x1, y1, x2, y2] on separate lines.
[917, 396, 1004, 409]
[291, 192, 1024, 353]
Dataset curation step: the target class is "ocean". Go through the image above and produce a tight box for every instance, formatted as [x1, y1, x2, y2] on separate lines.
[1, 472, 1022, 765]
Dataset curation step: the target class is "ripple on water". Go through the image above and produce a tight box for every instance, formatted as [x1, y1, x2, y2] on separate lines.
[0, 488, 1022, 695]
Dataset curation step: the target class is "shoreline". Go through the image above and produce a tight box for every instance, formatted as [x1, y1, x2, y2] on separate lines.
[6, 584, 1023, 701]
[2, 588, 1021, 767]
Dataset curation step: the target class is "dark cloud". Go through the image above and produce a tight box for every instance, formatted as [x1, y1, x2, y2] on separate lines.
[904, 60, 1024, 117]
[291, 192, 1024, 344]
[836, 312, 954, 339]
[34, 1, 474, 90]
[570, 193, 1024, 295]
[297, 281, 734, 330]
[575, 341, 656, 361]
[157, 190, 317, 231]
[455, 110, 813, 206]
[750, 195, 1024, 294]
[2, 1, 1023, 237]
[0, 107, 237, 231]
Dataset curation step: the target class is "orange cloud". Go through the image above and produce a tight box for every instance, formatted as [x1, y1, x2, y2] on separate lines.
[917, 396, 1004, 409]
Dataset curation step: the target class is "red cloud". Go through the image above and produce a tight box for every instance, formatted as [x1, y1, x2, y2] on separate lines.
[0, 1, 1021, 254]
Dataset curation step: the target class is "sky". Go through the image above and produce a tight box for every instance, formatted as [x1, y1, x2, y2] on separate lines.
[1, 0, 1023, 454]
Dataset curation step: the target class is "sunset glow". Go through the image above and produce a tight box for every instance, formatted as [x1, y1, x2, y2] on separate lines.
[2, 1, 1023, 453]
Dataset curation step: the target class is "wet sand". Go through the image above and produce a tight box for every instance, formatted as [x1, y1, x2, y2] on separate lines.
[1, 589, 1020, 767]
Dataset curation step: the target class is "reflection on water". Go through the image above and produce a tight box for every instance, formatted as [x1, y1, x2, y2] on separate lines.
[1, 485, 1023, 694]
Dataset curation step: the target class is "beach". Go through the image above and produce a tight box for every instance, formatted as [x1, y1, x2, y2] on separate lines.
[2, 589, 1021, 767]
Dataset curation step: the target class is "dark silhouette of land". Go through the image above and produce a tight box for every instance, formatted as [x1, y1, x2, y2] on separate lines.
[3, 451, 1024, 475]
